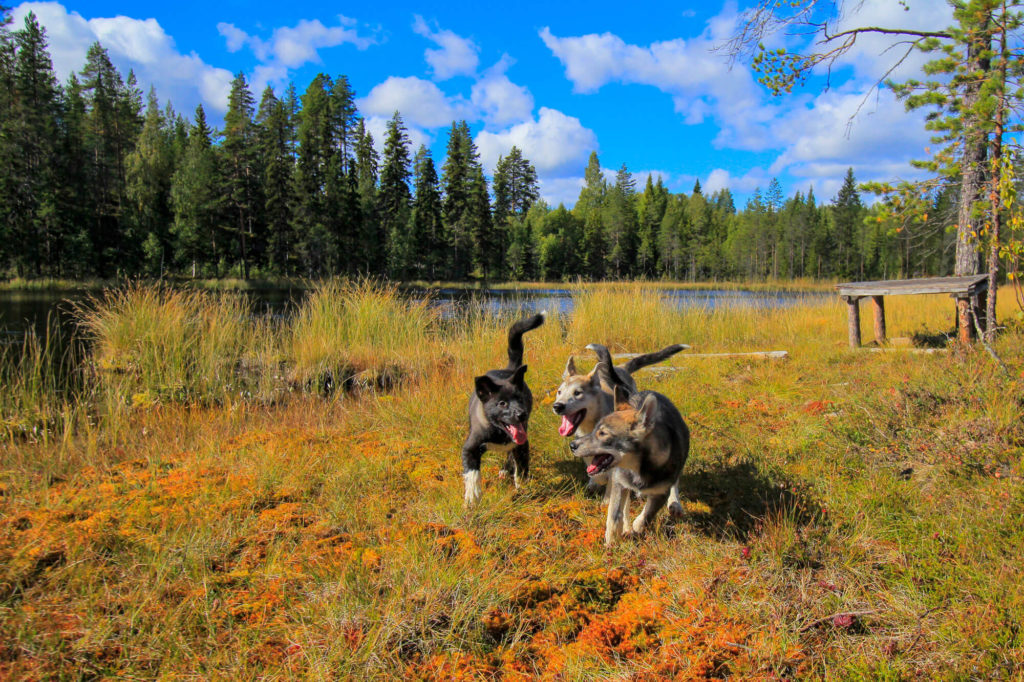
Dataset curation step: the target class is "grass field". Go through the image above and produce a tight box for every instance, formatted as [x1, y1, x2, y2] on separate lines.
[1, 283, 1022, 679]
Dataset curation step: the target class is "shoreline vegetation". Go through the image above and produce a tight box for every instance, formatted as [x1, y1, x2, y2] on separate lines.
[0, 275, 838, 293]
[1, 282, 1022, 678]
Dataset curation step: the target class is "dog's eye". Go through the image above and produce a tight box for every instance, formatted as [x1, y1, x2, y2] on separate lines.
[498, 400, 508, 408]
[573, 390, 582, 397]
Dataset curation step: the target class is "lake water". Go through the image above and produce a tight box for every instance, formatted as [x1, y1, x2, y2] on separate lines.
[0, 285, 829, 345]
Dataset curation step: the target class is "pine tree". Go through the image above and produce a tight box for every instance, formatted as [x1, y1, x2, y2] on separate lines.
[379, 111, 413, 277]
[411, 145, 444, 280]
[221, 72, 260, 278]
[170, 106, 220, 277]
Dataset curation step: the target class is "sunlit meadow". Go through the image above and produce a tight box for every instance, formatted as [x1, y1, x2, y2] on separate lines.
[1, 282, 1022, 678]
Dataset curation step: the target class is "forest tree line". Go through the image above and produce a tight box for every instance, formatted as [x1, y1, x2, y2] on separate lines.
[0, 10, 964, 283]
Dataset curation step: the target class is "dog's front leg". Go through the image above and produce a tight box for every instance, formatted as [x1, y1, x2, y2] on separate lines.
[510, 442, 530, 488]
[667, 481, 684, 517]
[632, 493, 668, 535]
[461, 440, 486, 507]
[605, 482, 625, 547]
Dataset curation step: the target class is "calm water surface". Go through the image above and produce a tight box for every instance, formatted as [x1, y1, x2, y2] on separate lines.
[0, 285, 829, 344]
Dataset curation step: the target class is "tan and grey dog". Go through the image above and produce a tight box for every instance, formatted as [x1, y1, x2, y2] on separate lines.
[570, 384, 689, 546]
[552, 342, 687, 514]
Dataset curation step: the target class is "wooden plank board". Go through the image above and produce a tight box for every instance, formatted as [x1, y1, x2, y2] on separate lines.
[835, 275, 988, 297]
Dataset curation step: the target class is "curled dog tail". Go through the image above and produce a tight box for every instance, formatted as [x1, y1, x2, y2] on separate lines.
[623, 343, 689, 374]
[585, 343, 630, 396]
[506, 311, 546, 369]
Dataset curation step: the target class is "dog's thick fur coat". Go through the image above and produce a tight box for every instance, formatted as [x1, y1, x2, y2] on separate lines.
[571, 385, 689, 546]
[553, 342, 687, 514]
[461, 312, 545, 506]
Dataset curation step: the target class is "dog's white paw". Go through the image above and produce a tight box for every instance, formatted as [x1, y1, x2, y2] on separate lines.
[463, 470, 482, 507]
[668, 501, 685, 518]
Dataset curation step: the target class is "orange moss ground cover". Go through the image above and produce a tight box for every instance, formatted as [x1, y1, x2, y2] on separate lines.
[2, 293, 1024, 678]
[0, 418, 761, 678]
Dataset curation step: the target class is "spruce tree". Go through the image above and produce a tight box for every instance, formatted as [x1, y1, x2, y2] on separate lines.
[126, 88, 173, 276]
[221, 72, 261, 278]
[79, 43, 131, 275]
[170, 106, 220, 277]
[353, 118, 381, 274]
[636, 175, 667, 277]
[292, 74, 334, 275]
[59, 73, 92, 275]
[379, 111, 413, 277]
[441, 121, 476, 279]
[0, 4, 13, 273]
[411, 145, 444, 280]
[256, 86, 296, 275]
[468, 164, 496, 278]
[605, 163, 638, 277]
[492, 145, 539, 278]
[832, 168, 863, 278]
[11, 12, 61, 275]
[574, 151, 607, 279]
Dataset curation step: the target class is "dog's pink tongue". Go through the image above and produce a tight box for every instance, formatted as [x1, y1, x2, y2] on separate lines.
[508, 424, 527, 445]
[586, 462, 600, 475]
[558, 415, 576, 437]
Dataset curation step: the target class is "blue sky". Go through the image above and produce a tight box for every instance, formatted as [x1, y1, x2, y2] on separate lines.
[11, 0, 954, 206]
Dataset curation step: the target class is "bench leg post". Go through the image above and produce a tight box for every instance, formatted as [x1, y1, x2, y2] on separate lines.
[844, 296, 862, 348]
[956, 297, 973, 344]
[976, 290, 988, 339]
[871, 295, 886, 345]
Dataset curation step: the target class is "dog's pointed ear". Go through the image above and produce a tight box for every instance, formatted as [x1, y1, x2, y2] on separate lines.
[511, 364, 528, 386]
[475, 375, 501, 401]
[562, 356, 577, 380]
[590, 362, 607, 386]
[635, 394, 658, 433]
[614, 384, 632, 411]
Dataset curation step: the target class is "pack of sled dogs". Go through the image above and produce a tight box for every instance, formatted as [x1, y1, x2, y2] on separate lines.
[460, 312, 690, 547]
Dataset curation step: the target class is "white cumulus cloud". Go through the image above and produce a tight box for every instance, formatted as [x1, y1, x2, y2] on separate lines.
[359, 76, 474, 129]
[470, 56, 533, 127]
[217, 16, 374, 68]
[13, 1, 233, 113]
[412, 15, 479, 80]
[476, 107, 597, 178]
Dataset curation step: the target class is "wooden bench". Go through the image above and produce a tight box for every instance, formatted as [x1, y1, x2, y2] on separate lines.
[835, 275, 989, 348]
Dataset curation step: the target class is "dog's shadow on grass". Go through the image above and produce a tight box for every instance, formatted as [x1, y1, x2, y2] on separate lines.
[670, 459, 820, 541]
[546, 455, 820, 543]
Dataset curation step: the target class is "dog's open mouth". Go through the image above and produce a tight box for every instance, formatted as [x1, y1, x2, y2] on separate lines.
[586, 453, 615, 476]
[504, 423, 528, 445]
[558, 410, 585, 437]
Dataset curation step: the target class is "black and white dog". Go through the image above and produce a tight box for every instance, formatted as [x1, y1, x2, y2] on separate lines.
[461, 312, 545, 506]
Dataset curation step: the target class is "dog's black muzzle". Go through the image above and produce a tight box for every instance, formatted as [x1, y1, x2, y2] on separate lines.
[569, 439, 581, 454]
[552, 401, 566, 415]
